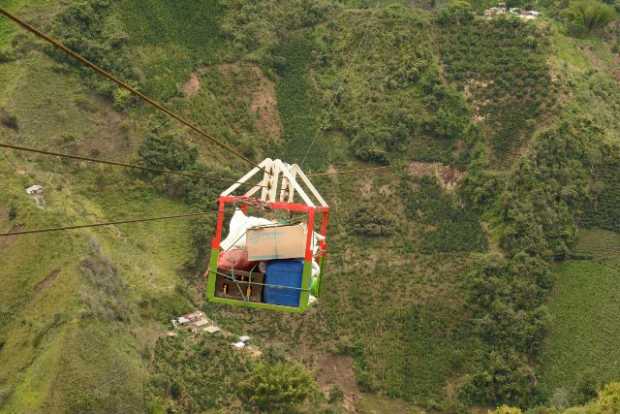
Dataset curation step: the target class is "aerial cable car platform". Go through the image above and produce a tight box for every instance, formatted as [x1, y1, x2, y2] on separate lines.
[206, 158, 330, 312]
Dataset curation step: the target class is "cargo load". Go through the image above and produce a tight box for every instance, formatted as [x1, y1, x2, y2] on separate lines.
[246, 223, 307, 261]
[263, 260, 304, 307]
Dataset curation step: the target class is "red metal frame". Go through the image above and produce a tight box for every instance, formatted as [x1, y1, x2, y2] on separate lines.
[211, 195, 330, 254]
[207, 195, 330, 311]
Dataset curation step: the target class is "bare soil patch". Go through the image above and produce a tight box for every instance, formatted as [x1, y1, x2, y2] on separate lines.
[183, 72, 201, 97]
[77, 99, 130, 159]
[0, 224, 22, 250]
[216, 63, 283, 140]
[316, 354, 360, 413]
[247, 65, 282, 140]
[408, 161, 465, 190]
[34, 268, 61, 293]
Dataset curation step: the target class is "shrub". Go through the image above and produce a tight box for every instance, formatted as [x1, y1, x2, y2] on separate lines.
[185, 217, 216, 274]
[79, 254, 130, 322]
[572, 370, 600, 405]
[0, 47, 15, 64]
[112, 87, 135, 112]
[349, 205, 395, 237]
[138, 133, 198, 175]
[563, 0, 617, 35]
[0, 385, 14, 409]
[402, 175, 488, 252]
[328, 385, 344, 404]
[436, 0, 475, 26]
[239, 362, 316, 413]
[146, 334, 250, 412]
[50, 0, 134, 98]
[0, 108, 18, 130]
[8, 205, 17, 221]
[491, 405, 524, 414]
[465, 253, 552, 353]
[459, 350, 540, 408]
[593, 382, 620, 413]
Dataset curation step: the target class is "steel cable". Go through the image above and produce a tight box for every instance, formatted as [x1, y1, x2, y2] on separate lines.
[0, 8, 263, 171]
[0, 211, 215, 237]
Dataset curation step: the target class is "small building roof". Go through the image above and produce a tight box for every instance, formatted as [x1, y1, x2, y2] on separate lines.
[193, 319, 209, 327]
[26, 185, 43, 194]
[204, 326, 221, 334]
[232, 341, 246, 349]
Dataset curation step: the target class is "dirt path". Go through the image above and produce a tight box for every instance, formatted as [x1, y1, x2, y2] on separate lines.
[34, 268, 61, 293]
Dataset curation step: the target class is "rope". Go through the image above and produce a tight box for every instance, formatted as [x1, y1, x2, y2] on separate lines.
[0, 211, 215, 237]
[0, 142, 275, 191]
[299, 133, 319, 169]
[0, 8, 263, 172]
[298, 30, 368, 170]
[1, 140, 392, 179]
[1, 142, 216, 179]
[310, 165, 392, 176]
[215, 270, 311, 292]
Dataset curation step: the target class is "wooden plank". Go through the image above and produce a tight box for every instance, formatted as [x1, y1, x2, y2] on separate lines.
[221, 159, 270, 196]
[293, 164, 328, 207]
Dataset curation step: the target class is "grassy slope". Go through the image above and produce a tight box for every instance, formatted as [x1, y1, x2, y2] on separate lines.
[0, 4, 199, 412]
[541, 257, 620, 395]
[274, 35, 327, 170]
[538, 23, 620, 397]
[119, 0, 226, 100]
[540, 229, 620, 394]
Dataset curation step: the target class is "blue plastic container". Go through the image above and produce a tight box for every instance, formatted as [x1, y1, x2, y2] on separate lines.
[264, 260, 304, 307]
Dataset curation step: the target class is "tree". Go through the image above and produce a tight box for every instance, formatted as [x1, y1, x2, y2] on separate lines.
[563, 0, 616, 35]
[594, 382, 620, 413]
[572, 370, 600, 405]
[239, 362, 316, 413]
[436, 0, 474, 25]
[8, 205, 17, 221]
[138, 134, 198, 174]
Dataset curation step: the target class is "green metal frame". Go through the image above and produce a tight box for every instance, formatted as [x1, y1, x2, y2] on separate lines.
[207, 248, 317, 313]
[205, 196, 329, 313]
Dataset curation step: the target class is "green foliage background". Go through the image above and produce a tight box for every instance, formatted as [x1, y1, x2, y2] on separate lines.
[0, 0, 619, 413]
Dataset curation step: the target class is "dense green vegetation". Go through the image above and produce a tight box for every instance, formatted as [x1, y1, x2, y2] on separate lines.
[540, 259, 620, 404]
[121, 0, 226, 99]
[563, 0, 617, 35]
[582, 150, 620, 232]
[439, 11, 556, 159]
[491, 382, 620, 413]
[402, 175, 488, 253]
[1, 0, 620, 413]
[147, 333, 251, 413]
[272, 35, 325, 169]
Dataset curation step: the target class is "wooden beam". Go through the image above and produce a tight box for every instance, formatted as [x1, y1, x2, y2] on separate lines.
[221, 159, 270, 196]
[293, 164, 328, 207]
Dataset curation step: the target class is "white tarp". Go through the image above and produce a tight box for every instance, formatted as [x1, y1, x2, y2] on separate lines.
[220, 209, 273, 251]
[221, 209, 325, 259]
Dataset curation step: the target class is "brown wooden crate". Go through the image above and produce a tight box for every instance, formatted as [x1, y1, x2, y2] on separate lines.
[215, 269, 264, 303]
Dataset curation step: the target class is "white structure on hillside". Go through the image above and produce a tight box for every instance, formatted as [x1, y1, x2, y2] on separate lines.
[25, 184, 43, 195]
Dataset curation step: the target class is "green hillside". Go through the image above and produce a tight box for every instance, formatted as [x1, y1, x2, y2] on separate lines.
[1, 0, 620, 413]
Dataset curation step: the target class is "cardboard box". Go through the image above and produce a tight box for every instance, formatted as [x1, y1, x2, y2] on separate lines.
[246, 223, 307, 261]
